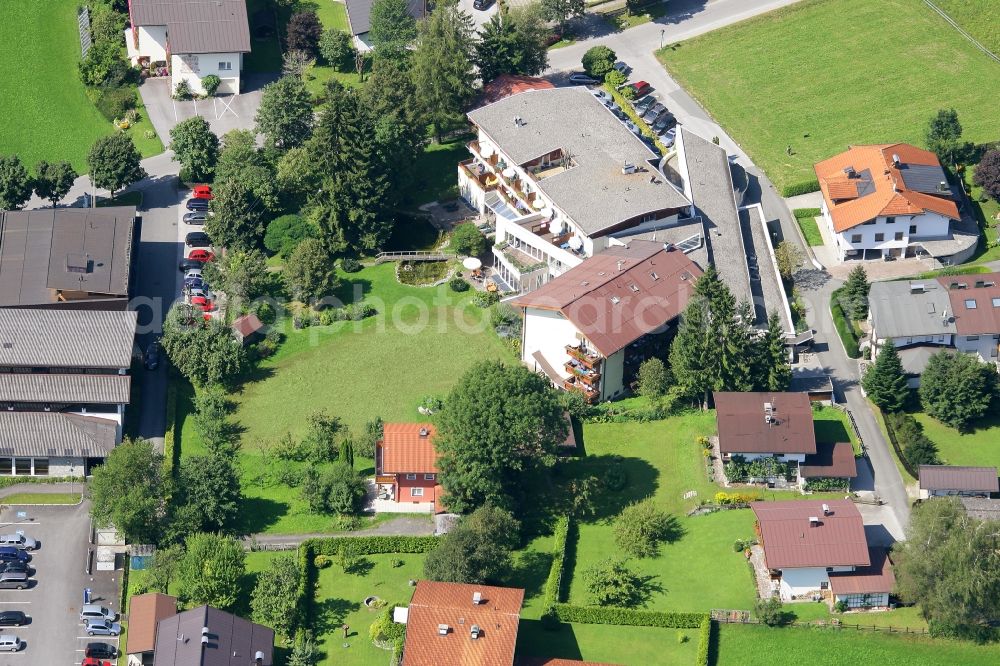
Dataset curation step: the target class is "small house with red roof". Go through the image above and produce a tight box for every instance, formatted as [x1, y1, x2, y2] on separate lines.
[375, 423, 441, 513]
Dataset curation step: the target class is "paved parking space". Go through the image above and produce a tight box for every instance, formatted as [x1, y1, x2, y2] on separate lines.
[0, 502, 121, 665]
[139, 74, 270, 143]
[457, 0, 498, 31]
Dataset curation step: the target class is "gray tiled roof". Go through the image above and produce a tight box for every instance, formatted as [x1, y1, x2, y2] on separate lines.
[0, 309, 137, 369]
[869, 280, 955, 338]
[131, 0, 251, 54]
[468, 87, 692, 236]
[0, 374, 131, 405]
[0, 412, 117, 458]
[741, 205, 793, 332]
[344, 0, 427, 36]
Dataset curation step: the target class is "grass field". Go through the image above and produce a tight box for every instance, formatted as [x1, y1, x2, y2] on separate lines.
[934, 0, 1000, 55]
[660, 0, 1000, 192]
[0, 493, 81, 505]
[716, 623, 1000, 665]
[965, 163, 1000, 264]
[517, 621, 700, 664]
[812, 405, 861, 455]
[913, 410, 1000, 468]
[0, 2, 162, 172]
[793, 209, 824, 246]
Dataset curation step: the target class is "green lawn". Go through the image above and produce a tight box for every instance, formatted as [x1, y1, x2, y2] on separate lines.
[517, 620, 700, 665]
[812, 405, 861, 456]
[716, 623, 1000, 665]
[913, 410, 1000, 468]
[784, 601, 927, 630]
[965, 164, 1000, 264]
[405, 139, 474, 207]
[0, 493, 81, 505]
[0, 1, 161, 171]
[793, 209, 824, 246]
[934, 0, 1000, 55]
[314, 553, 426, 665]
[660, 0, 1000, 192]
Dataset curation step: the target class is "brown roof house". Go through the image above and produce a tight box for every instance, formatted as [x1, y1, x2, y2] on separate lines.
[126, 593, 178, 664]
[513, 241, 701, 403]
[400, 581, 524, 666]
[919, 465, 999, 499]
[232, 313, 264, 345]
[153, 605, 274, 666]
[752, 500, 893, 608]
[375, 423, 442, 514]
[714, 392, 856, 486]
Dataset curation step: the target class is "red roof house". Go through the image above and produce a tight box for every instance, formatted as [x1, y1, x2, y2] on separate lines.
[375, 423, 442, 512]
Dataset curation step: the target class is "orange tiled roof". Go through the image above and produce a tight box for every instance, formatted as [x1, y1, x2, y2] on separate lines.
[379, 423, 438, 474]
[814, 144, 959, 232]
[402, 581, 524, 666]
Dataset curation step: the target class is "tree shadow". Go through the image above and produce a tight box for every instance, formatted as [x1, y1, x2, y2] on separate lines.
[658, 514, 686, 546]
[515, 619, 583, 662]
[813, 419, 851, 445]
[510, 550, 555, 604]
[331, 277, 374, 304]
[314, 597, 362, 637]
[635, 574, 666, 607]
[235, 497, 290, 535]
[343, 557, 375, 577]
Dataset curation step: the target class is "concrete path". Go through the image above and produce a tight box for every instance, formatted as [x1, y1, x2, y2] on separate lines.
[0, 482, 82, 499]
[245, 516, 436, 549]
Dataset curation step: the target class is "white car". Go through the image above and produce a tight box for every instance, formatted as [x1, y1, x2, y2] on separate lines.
[0, 635, 22, 652]
[0, 534, 36, 551]
[660, 127, 677, 148]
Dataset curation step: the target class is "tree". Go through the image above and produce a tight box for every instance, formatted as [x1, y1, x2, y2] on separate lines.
[144, 543, 184, 593]
[582, 558, 646, 607]
[284, 237, 339, 301]
[203, 248, 270, 303]
[582, 45, 616, 79]
[423, 506, 520, 584]
[176, 533, 246, 610]
[214, 130, 280, 212]
[0, 155, 34, 210]
[450, 222, 486, 257]
[755, 597, 786, 626]
[192, 386, 240, 456]
[207, 178, 267, 250]
[613, 500, 676, 558]
[636, 357, 669, 399]
[300, 463, 367, 514]
[368, 0, 417, 54]
[161, 304, 247, 386]
[862, 340, 909, 413]
[774, 240, 803, 280]
[973, 149, 1000, 202]
[265, 214, 315, 257]
[894, 497, 1000, 638]
[474, 7, 549, 84]
[88, 134, 146, 197]
[33, 160, 77, 206]
[251, 556, 300, 638]
[842, 265, 870, 320]
[319, 28, 356, 71]
[255, 76, 314, 151]
[79, 38, 132, 87]
[89, 438, 165, 544]
[435, 360, 567, 514]
[338, 438, 355, 468]
[287, 633, 318, 666]
[757, 311, 792, 392]
[286, 11, 323, 58]
[177, 454, 242, 532]
[540, 0, 585, 31]
[919, 351, 998, 430]
[925, 108, 962, 165]
[169, 116, 219, 181]
[411, 4, 476, 142]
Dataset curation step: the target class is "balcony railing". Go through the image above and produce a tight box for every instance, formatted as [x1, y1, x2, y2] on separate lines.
[566, 344, 603, 370]
[563, 377, 599, 403]
[468, 140, 499, 168]
[459, 159, 495, 190]
[564, 360, 601, 387]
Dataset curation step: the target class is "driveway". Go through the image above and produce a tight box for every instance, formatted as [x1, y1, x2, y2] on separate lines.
[457, 0, 498, 31]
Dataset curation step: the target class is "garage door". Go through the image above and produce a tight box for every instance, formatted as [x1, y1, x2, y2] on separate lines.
[216, 77, 239, 94]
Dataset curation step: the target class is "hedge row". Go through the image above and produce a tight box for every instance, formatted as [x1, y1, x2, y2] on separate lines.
[792, 207, 822, 219]
[162, 374, 179, 477]
[304, 536, 439, 556]
[781, 179, 820, 197]
[543, 516, 573, 606]
[552, 604, 708, 629]
[830, 288, 861, 358]
[697, 615, 712, 666]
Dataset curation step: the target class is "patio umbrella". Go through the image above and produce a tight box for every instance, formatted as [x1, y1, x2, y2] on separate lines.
[568, 235, 583, 250]
[480, 144, 494, 158]
[532, 198, 545, 209]
[502, 167, 517, 179]
[462, 257, 482, 271]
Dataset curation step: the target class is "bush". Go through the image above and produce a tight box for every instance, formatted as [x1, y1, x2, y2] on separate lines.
[450, 222, 486, 256]
[714, 491, 762, 506]
[390, 558, 404, 568]
[94, 86, 137, 121]
[544, 516, 573, 606]
[340, 257, 362, 273]
[613, 501, 676, 558]
[173, 80, 193, 100]
[449, 277, 470, 292]
[472, 290, 500, 308]
[552, 604, 707, 629]
[697, 616, 711, 666]
[781, 179, 821, 197]
[582, 45, 616, 79]
[582, 558, 646, 606]
[755, 596, 786, 626]
[605, 69, 627, 89]
[304, 536, 438, 556]
[202, 74, 221, 96]
[834, 599, 848, 613]
[830, 288, 861, 358]
[314, 554, 332, 569]
[803, 477, 850, 492]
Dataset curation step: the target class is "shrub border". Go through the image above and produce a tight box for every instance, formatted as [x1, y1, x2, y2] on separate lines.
[830, 287, 861, 358]
[543, 516, 573, 606]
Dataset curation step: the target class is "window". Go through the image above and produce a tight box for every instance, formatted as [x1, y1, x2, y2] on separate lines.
[851, 234, 862, 243]
[405, 473, 417, 480]
[825, 567, 834, 572]
[965, 299, 978, 309]
[14, 458, 30, 475]
[820, 581, 829, 590]
[894, 232, 904, 241]
[218, 61, 232, 71]
[966, 335, 980, 341]
[410, 487, 424, 497]
[0, 459, 10, 475]
[32, 458, 48, 476]
[909, 225, 917, 234]
[874, 233, 885, 242]
[885, 216, 896, 224]
[424, 474, 435, 480]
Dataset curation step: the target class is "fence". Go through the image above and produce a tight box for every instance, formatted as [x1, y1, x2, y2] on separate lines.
[374, 251, 450, 264]
[923, 1, 1000, 65]
[882, 412, 920, 479]
[77, 7, 92, 58]
[713, 610, 928, 635]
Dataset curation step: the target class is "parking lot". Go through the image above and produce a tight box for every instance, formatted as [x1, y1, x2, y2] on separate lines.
[0, 502, 121, 665]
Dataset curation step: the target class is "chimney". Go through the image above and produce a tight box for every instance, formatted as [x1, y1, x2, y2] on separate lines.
[419, 427, 429, 438]
[201, 635, 209, 646]
[616, 260, 624, 272]
[822, 503, 830, 516]
[764, 401, 775, 425]
[843, 166, 855, 178]
[472, 591, 483, 605]
[892, 153, 901, 167]
[438, 624, 450, 636]
[202, 627, 210, 637]
[809, 516, 820, 526]
[470, 624, 481, 640]
[255, 651, 265, 665]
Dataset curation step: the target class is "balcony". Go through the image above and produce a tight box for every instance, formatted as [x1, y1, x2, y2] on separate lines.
[566, 344, 603, 370]
[460, 159, 496, 191]
[564, 360, 601, 387]
[494, 242, 546, 275]
[564, 377, 599, 404]
[468, 140, 499, 169]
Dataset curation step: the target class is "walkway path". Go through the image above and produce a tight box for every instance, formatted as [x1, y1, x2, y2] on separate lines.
[0, 482, 82, 499]
[244, 516, 435, 549]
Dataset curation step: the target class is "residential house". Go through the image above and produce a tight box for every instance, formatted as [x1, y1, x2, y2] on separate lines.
[232, 313, 264, 345]
[126, 593, 178, 666]
[152, 605, 274, 666]
[919, 465, 999, 499]
[459, 87, 793, 335]
[868, 273, 1000, 384]
[126, 0, 251, 95]
[512, 241, 701, 402]
[0, 207, 137, 309]
[714, 392, 856, 486]
[344, 0, 427, 52]
[814, 144, 973, 262]
[375, 423, 441, 513]
[0, 308, 137, 476]
[399, 580, 524, 666]
[752, 500, 894, 607]
[476, 75, 555, 108]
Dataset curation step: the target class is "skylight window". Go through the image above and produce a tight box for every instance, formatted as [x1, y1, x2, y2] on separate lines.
[965, 299, 977, 309]
[650, 271, 659, 281]
[629, 284, 640, 293]
[610, 296, 620, 305]
[993, 297, 1000, 308]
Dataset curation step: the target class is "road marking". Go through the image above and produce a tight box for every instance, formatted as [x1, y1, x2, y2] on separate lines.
[0, 601, 31, 604]
[171, 98, 178, 122]
[216, 94, 239, 119]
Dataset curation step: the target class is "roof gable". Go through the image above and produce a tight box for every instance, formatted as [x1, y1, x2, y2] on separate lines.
[751, 499, 870, 569]
[714, 392, 817, 455]
[379, 423, 438, 474]
[131, 0, 251, 54]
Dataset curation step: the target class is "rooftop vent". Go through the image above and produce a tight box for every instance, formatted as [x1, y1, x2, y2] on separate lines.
[622, 162, 637, 175]
[975, 281, 985, 288]
[809, 516, 820, 526]
[764, 401, 776, 425]
[419, 428, 429, 438]
[255, 652, 264, 665]
[616, 260, 624, 272]
[938, 180, 949, 192]
[201, 635, 209, 645]
[843, 166, 856, 178]
[650, 271, 659, 281]
[629, 284, 640, 293]
[202, 627, 210, 636]
[610, 295, 620, 305]
[471, 624, 481, 639]
[822, 503, 830, 516]
[892, 153, 901, 167]
[438, 624, 450, 636]
[513, 116, 524, 127]
[910, 283, 925, 294]
[472, 591, 482, 605]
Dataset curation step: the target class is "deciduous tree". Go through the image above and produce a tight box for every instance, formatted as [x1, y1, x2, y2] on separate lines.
[176, 533, 246, 610]
[581, 45, 616, 79]
[176, 453, 242, 533]
[33, 160, 78, 206]
[919, 350, 998, 430]
[255, 76, 314, 151]
[251, 555, 300, 638]
[265, 213, 315, 257]
[774, 240, 803, 280]
[973, 149, 1000, 202]
[215, 130, 281, 211]
[423, 506, 520, 584]
[203, 248, 270, 303]
[87, 134, 146, 197]
[636, 357, 669, 398]
[583, 558, 647, 607]
[161, 304, 247, 386]
[286, 11, 323, 58]
[862, 340, 909, 413]
[319, 28, 356, 71]
[0, 155, 34, 210]
[89, 438, 165, 544]
[207, 178, 267, 250]
[169, 116, 219, 181]
[540, 0, 585, 31]
[613, 500, 677, 558]
[450, 222, 486, 257]
[925, 108, 962, 165]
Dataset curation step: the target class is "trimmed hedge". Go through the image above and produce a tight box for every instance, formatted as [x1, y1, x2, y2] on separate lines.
[793, 207, 821, 218]
[304, 536, 438, 556]
[544, 516, 573, 606]
[697, 615, 712, 666]
[830, 287, 861, 358]
[552, 604, 707, 629]
[781, 179, 820, 197]
[162, 375, 179, 476]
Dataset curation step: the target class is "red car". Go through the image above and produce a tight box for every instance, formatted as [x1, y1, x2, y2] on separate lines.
[83, 659, 111, 666]
[192, 185, 214, 200]
[630, 81, 651, 97]
[187, 249, 215, 262]
[191, 295, 213, 312]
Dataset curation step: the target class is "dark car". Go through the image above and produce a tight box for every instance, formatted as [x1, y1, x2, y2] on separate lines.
[86, 643, 118, 659]
[633, 95, 655, 112]
[185, 198, 209, 212]
[183, 211, 209, 225]
[653, 113, 677, 134]
[144, 340, 160, 371]
[642, 102, 667, 122]
[0, 562, 29, 576]
[472, 0, 494, 9]
[613, 60, 631, 76]
[0, 549, 29, 564]
[0, 612, 25, 627]
[185, 232, 211, 247]
[179, 258, 203, 272]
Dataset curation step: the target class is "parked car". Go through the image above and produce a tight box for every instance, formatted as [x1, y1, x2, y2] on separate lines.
[591, 89, 612, 104]
[80, 605, 118, 623]
[0, 563, 27, 576]
[85, 619, 121, 637]
[613, 61, 631, 76]
[568, 73, 599, 85]
[191, 295, 213, 312]
[624, 120, 641, 136]
[642, 102, 667, 122]
[629, 81, 651, 97]
[0, 535, 36, 551]
[0, 611, 25, 627]
[184, 268, 203, 280]
[660, 127, 677, 148]
[82, 659, 111, 666]
[192, 185, 213, 200]
[144, 340, 160, 371]
[188, 249, 215, 262]
[0, 573, 28, 590]
[0, 549, 29, 564]
[85, 643, 118, 659]
[0, 635, 21, 652]
[185, 232, 211, 247]
[472, 0, 494, 9]
[634, 95, 656, 112]
[179, 258, 203, 272]
[653, 113, 677, 134]
[183, 212, 209, 225]
[185, 198, 209, 212]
